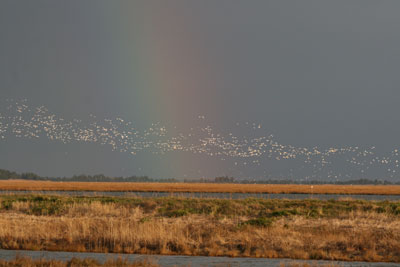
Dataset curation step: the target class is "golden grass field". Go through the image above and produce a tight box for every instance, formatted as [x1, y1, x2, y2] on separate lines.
[1, 180, 400, 195]
[0, 195, 399, 262]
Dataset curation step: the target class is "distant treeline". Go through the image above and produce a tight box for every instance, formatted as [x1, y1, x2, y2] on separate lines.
[237, 178, 400, 185]
[0, 169, 177, 183]
[186, 176, 400, 185]
[1, 169, 399, 184]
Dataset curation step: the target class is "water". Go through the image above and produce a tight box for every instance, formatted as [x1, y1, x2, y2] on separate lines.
[0, 190, 399, 201]
[0, 249, 398, 267]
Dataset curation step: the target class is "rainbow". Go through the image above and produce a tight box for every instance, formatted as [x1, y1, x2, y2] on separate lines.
[97, 2, 226, 178]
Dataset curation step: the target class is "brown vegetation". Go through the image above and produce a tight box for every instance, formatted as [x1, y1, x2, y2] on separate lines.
[0, 195, 399, 262]
[0, 255, 158, 267]
[281, 263, 341, 267]
[1, 180, 400, 195]
[0, 256, 339, 267]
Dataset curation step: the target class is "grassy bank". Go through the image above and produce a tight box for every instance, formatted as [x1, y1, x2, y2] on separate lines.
[0, 195, 399, 262]
[0, 256, 341, 267]
[0, 255, 158, 267]
[1, 180, 400, 195]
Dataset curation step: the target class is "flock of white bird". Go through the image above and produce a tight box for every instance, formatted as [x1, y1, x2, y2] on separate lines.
[1, 99, 399, 180]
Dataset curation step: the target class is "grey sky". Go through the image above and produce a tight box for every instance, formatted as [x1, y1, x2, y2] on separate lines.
[1, 1, 400, 180]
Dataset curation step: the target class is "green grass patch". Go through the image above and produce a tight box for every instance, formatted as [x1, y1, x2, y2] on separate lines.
[241, 217, 274, 228]
[0, 194, 399, 219]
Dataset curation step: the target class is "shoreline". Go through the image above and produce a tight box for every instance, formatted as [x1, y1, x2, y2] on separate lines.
[1, 180, 400, 195]
[0, 248, 398, 266]
[0, 247, 399, 263]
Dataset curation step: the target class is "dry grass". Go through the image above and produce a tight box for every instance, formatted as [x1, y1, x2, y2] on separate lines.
[0, 256, 339, 267]
[0, 255, 159, 267]
[1, 180, 400, 195]
[280, 263, 342, 267]
[0, 196, 399, 262]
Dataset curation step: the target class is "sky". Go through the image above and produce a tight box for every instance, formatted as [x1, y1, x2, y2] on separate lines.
[1, 1, 400, 181]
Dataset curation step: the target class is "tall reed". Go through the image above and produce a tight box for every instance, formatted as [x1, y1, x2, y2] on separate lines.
[0, 196, 399, 262]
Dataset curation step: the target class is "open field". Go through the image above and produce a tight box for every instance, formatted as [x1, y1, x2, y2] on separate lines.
[1, 180, 400, 195]
[0, 195, 399, 262]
